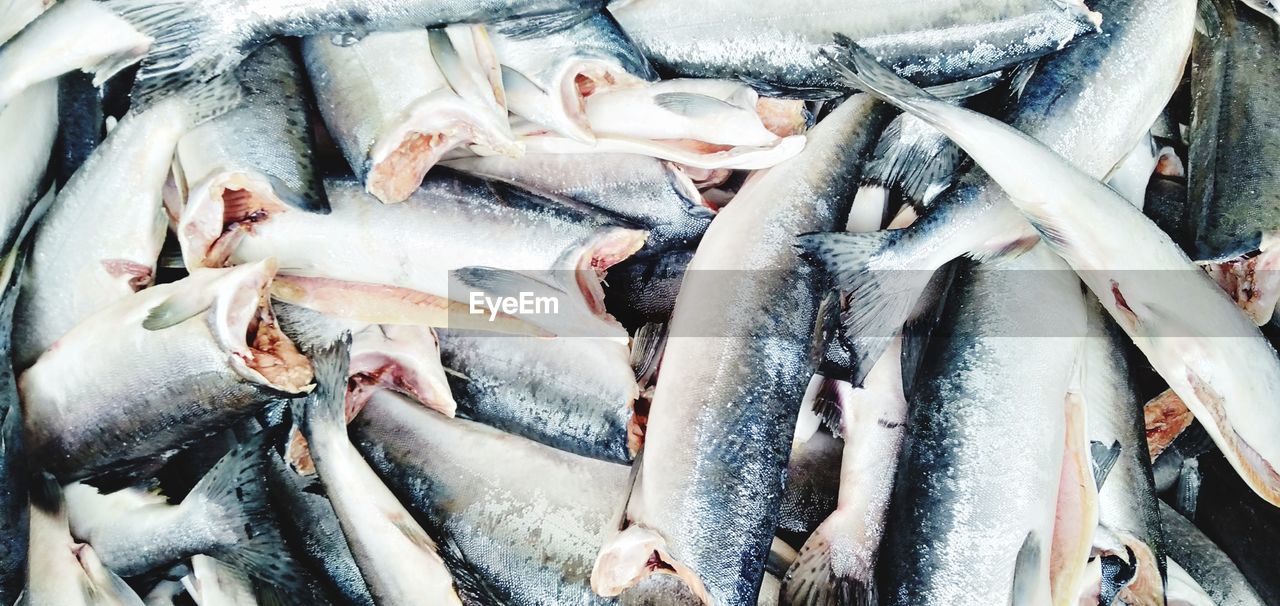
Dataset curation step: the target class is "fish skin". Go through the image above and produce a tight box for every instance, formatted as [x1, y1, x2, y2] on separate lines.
[1159, 502, 1266, 606]
[877, 246, 1085, 605]
[1081, 301, 1166, 606]
[0, 77, 55, 263]
[352, 391, 631, 606]
[14, 95, 197, 369]
[589, 95, 890, 606]
[0, 252, 26, 604]
[774, 429, 841, 540]
[799, 0, 1196, 387]
[25, 473, 146, 606]
[437, 330, 639, 463]
[301, 29, 519, 204]
[54, 72, 104, 189]
[491, 10, 655, 141]
[445, 153, 714, 256]
[261, 447, 376, 606]
[610, 0, 1098, 97]
[1186, 0, 1280, 262]
[0, 0, 50, 44]
[298, 337, 462, 606]
[191, 173, 644, 335]
[19, 261, 313, 484]
[602, 248, 694, 328]
[177, 40, 330, 223]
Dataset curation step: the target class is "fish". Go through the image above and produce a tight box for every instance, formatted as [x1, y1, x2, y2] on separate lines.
[53, 71, 105, 188]
[437, 330, 640, 463]
[0, 0, 50, 44]
[1106, 133, 1159, 208]
[352, 390, 631, 605]
[301, 29, 519, 204]
[0, 251, 27, 604]
[180, 173, 644, 339]
[25, 472, 146, 606]
[1241, 0, 1280, 24]
[0, 0, 150, 110]
[19, 260, 313, 484]
[0, 78, 56, 259]
[445, 152, 714, 256]
[873, 245, 1086, 605]
[14, 77, 241, 369]
[775, 427, 842, 541]
[782, 336, 908, 606]
[601, 248, 694, 328]
[63, 432, 335, 603]
[1160, 502, 1266, 605]
[491, 10, 655, 142]
[1185, 0, 1280, 320]
[796, 0, 1196, 387]
[827, 28, 1280, 507]
[181, 555, 260, 606]
[176, 40, 330, 243]
[589, 94, 889, 605]
[1165, 557, 1216, 606]
[298, 336, 463, 606]
[1081, 301, 1166, 606]
[609, 0, 1099, 98]
[261, 445, 375, 606]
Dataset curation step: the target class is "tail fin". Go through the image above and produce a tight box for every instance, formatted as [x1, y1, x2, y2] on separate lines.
[820, 36, 944, 121]
[298, 334, 353, 442]
[782, 511, 875, 606]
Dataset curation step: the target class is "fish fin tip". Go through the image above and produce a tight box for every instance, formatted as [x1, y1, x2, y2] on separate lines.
[492, 9, 594, 40]
[652, 92, 739, 118]
[1010, 530, 1044, 606]
[735, 75, 843, 101]
[142, 290, 209, 331]
[805, 377, 849, 436]
[783, 518, 874, 606]
[300, 334, 352, 434]
[819, 38, 941, 114]
[1089, 440, 1122, 490]
[629, 322, 668, 388]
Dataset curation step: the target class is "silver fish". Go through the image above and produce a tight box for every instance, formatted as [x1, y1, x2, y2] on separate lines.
[301, 29, 518, 204]
[782, 337, 908, 606]
[797, 0, 1196, 386]
[437, 330, 639, 463]
[874, 246, 1085, 605]
[15, 78, 241, 368]
[491, 10, 655, 141]
[352, 390, 630, 606]
[63, 433, 335, 603]
[0, 78, 56, 258]
[176, 40, 330, 232]
[1081, 301, 1165, 606]
[445, 152, 714, 255]
[298, 337, 462, 606]
[610, 0, 1099, 98]
[25, 473, 145, 606]
[19, 261, 313, 483]
[181, 173, 645, 338]
[829, 26, 1280, 507]
[1160, 502, 1266, 606]
[589, 95, 889, 605]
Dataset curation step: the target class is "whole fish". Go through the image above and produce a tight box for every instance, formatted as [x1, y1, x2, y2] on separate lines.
[797, 0, 1196, 386]
[19, 261, 313, 484]
[437, 330, 639, 463]
[25, 473, 146, 606]
[0, 78, 56, 258]
[54, 72, 104, 188]
[63, 433, 335, 603]
[302, 29, 518, 204]
[14, 78, 241, 368]
[177, 40, 330, 233]
[181, 173, 645, 338]
[491, 10, 655, 142]
[782, 337, 907, 606]
[610, 0, 1098, 98]
[589, 95, 889, 605]
[827, 31, 1280, 506]
[0, 252, 26, 604]
[1082, 301, 1166, 606]
[1160, 502, 1266, 605]
[353, 391, 631, 606]
[445, 152, 714, 256]
[298, 336, 463, 606]
[874, 246, 1085, 605]
[261, 446, 375, 606]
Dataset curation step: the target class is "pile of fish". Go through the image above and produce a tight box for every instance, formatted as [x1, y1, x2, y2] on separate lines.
[0, 0, 1277, 603]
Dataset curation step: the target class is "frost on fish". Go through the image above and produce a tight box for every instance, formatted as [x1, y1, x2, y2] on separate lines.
[303, 29, 520, 204]
[19, 261, 313, 484]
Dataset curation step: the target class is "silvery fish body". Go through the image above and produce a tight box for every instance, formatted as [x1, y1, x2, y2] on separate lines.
[0, 78, 56, 258]
[1160, 503, 1266, 606]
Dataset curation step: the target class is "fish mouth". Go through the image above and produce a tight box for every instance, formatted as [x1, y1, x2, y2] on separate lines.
[366, 92, 522, 204]
[591, 525, 714, 604]
[212, 260, 313, 394]
[576, 228, 649, 315]
[347, 326, 457, 419]
[179, 171, 291, 270]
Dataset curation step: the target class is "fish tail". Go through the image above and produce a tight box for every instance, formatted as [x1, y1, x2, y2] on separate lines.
[782, 511, 875, 606]
[858, 114, 964, 215]
[818, 36, 946, 128]
[802, 376, 855, 436]
[590, 524, 713, 603]
[298, 334, 353, 441]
